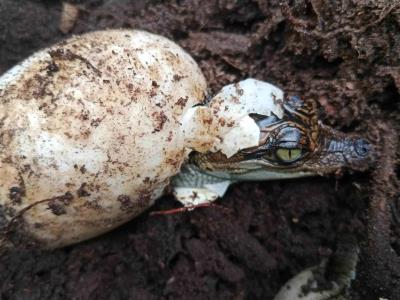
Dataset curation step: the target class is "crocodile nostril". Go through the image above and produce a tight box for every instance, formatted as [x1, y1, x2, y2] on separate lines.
[355, 139, 370, 157]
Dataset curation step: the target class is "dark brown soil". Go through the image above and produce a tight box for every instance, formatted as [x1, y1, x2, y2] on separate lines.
[0, 1, 399, 299]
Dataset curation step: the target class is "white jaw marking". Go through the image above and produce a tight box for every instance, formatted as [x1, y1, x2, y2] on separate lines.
[172, 165, 231, 206]
[173, 187, 220, 206]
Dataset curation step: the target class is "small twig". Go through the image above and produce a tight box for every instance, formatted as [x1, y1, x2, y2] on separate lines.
[150, 202, 229, 216]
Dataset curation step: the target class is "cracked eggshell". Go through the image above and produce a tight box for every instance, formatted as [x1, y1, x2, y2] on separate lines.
[183, 79, 284, 157]
[210, 79, 284, 157]
[0, 29, 207, 248]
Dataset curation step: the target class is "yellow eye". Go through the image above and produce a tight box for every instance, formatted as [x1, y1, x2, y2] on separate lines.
[276, 148, 302, 162]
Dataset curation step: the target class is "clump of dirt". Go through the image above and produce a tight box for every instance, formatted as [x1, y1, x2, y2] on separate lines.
[0, 1, 399, 299]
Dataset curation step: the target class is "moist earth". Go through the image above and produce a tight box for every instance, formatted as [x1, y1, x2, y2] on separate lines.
[0, 1, 399, 299]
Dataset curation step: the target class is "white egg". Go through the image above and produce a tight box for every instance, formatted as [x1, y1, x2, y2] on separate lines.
[0, 29, 207, 248]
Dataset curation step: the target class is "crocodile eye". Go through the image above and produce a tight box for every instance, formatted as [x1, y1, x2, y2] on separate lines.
[276, 148, 302, 162]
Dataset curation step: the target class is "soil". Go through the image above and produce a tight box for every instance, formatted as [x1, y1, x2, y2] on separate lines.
[0, 0, 399, 299]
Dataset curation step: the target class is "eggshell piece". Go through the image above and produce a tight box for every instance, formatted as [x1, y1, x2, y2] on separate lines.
[210, 78, 284, 119]
[182, 78, 284, 157]
[0, 29, 207, 248]
[273, 266, 341, 300]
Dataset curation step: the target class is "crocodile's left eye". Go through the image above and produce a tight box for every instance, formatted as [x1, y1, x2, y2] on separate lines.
[276, 148, 303, 163]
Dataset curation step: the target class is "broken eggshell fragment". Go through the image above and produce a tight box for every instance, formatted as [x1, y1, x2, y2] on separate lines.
[182, 79, 284, 157]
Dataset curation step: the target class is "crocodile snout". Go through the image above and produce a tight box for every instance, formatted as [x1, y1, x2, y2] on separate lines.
[315, 128, 375, 173]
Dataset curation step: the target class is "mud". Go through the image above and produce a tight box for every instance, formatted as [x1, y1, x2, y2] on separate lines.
[0, 0, 399, 299]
